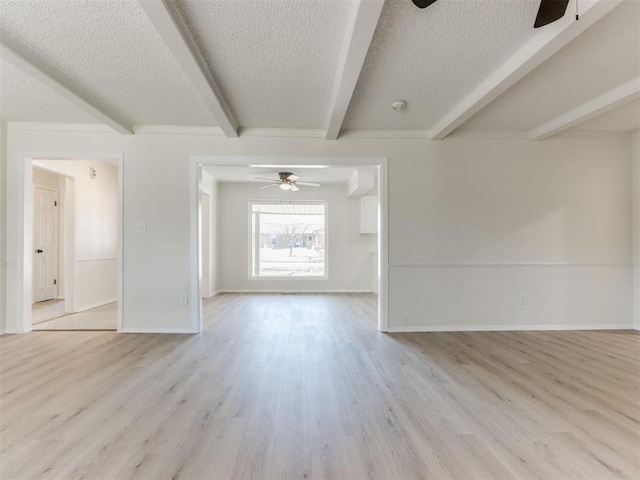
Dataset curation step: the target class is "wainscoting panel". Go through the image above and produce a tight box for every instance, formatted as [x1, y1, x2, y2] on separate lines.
[75, 257, 118, 311]
[388, 265, 633, 331]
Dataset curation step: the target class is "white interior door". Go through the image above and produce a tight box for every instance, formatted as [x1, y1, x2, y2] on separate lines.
[34, 186, 57, 303]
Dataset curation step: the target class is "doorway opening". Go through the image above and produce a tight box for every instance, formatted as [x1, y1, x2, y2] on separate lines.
[190, 156, 388, 333]
[5, 154, 124, 333]
[30, 159, 120, 330]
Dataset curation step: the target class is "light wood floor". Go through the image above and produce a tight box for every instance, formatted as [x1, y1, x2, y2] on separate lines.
[32, 302, 117, 331]
[1, 293, 638, 480]
[31, 299, 66, 325]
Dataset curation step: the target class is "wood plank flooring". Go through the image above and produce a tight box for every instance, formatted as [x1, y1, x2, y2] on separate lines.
[32, 302, 117, 331]
[1, 293, 638, 480]
[31, 299, 66, 325]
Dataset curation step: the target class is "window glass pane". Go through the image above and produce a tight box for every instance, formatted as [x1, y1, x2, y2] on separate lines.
[251, 203, 325, 277]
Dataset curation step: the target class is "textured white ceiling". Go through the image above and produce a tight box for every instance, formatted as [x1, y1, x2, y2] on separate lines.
[0, 0, 216, 126]
[0, 0, 637, 136]
[203, 165, 362, 185]
[565, 99, 640, 133]
[459, 0, 640, 132]
[0, 59, 98, 123]
[341, 0, 541, 130]
[174, 0, 351, 129]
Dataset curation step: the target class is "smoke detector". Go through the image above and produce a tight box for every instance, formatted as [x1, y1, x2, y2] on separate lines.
[391, 100, 407, 111]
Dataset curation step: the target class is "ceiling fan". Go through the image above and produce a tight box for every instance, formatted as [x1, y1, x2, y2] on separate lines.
[411, 0, 573, 28]
[255, 172, 320, 191]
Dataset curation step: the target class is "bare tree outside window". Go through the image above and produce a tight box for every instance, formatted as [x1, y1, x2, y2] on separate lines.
[250, 203, 326, 277]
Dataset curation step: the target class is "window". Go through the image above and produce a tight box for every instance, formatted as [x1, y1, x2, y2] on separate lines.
[250, 202, 326, 278]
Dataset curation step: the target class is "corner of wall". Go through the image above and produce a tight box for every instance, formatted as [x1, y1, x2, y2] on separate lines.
[0, 121, 7, 334]
[210, 178, 219, 296]
[632, 131, 640, 330]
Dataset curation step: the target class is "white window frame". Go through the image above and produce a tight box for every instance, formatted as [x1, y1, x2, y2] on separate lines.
[248, 200, 328, 280]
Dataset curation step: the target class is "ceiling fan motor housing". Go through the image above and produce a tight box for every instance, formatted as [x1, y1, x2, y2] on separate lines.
[279, 172, 294, 180]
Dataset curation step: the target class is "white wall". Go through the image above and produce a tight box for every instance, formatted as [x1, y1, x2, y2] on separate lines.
[633, 132, 640, 329]
[201, 170, 219, 297]
[0, 121, 6, 334]
[33, 159, 118, 312]
[216, 182, 374, 292]
[4, 126, 634, 332]
[389, 137, 633, 330]
[33, 167, 59, 189]
[200, 191, 210, 297]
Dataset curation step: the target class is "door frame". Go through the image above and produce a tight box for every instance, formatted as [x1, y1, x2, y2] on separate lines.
[6, 152, 124, 333]
[200, 191, 211, 299]
[189, 155, 389, 333]
[32, 184, 59, 303]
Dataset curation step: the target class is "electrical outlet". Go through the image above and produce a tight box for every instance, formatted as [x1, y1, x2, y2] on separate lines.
[520, 294, 527, 306]
[135, 222, 147, 233]
[180, 294, 189, 305]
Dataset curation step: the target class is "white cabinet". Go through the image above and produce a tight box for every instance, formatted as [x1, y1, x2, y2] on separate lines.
[360, 196, 378, 234]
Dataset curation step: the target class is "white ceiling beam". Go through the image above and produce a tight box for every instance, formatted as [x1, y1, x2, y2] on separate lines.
[0, 29, 133, 135]
[138, 0, 238, 138]
[528, 77, 640, 140]
[429, 0, 624, 141]
[325, 0, 385, 140]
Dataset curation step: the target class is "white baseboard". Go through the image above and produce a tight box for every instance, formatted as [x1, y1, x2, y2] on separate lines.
[120, 326, 197, 334]
[387, 323, 635, 333]
[218, 289, 375, 294]
[76, 297, 117, 313]
[202, 290, 221, 299]
[4, 326, 32, 334]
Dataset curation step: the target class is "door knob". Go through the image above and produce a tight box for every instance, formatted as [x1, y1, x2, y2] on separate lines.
[36, 249, 43, 253]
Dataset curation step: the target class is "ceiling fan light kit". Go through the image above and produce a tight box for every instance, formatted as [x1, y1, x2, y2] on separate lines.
[411, 0, 574, 28]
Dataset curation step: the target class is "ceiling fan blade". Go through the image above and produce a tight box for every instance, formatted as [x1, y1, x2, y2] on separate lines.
[259, 183, 280, 189]
[412, 0, 438, 8]
[255, 177, 279, 182]
[296, 181, 320, 187]
[290, 184, 300, 192]
[534, 0, 569, 28]
[286, 174, 299, 181]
